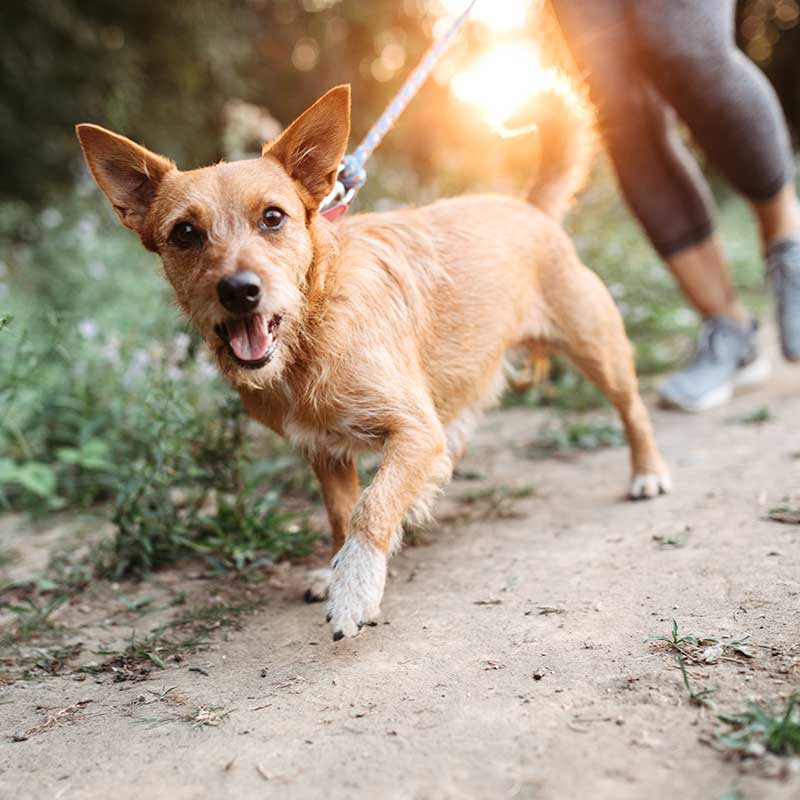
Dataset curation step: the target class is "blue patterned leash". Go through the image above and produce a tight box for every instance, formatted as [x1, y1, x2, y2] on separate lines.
[321, 0, 479, 219]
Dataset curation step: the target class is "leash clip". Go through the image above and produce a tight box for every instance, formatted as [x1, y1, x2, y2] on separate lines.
[320, 163, 358, 218]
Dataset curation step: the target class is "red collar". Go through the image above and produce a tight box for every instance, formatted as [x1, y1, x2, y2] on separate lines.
[320, 204, 349, 222]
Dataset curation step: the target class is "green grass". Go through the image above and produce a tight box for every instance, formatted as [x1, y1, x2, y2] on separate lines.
[4, 594, 68, 642]
[0, 570, 273, 681]
[454, 483, 537, 521]
[767, 506, 800, 524]
[728, 405, 773, 425]
[648, 619, 756, 662]
[718, 695, 800, 757]
[0, 195, 316, 577]
[524, 417, 626, 458]
[645, 621, 800, 765]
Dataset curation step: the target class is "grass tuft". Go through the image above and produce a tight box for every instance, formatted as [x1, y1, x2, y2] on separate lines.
[767, 506, 800, 524]
[0, 196, 317, 578]
[647, 620, 755, 662]
[718, 694, 800, 757]
[728, 405, 773, 425]
[524, 418, 626, 459]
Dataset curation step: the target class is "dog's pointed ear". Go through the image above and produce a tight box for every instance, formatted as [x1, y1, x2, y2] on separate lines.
[76, 124, 175, 236]
[264, 85, 351, 210]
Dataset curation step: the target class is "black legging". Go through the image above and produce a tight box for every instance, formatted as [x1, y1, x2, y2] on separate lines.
[550, 0, 795, 256]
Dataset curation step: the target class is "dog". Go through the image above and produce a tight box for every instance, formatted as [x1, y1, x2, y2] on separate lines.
[76, 80, 670, 640]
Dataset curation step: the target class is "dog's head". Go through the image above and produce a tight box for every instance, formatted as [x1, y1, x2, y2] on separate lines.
[76, 86, 351, 387]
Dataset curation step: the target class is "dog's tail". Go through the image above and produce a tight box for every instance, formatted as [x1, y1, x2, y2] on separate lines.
[522, 72, 596, 223]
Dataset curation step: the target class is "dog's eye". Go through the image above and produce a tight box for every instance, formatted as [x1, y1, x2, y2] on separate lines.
[260, 207, 286, 232]
[169, 222, 203, 249]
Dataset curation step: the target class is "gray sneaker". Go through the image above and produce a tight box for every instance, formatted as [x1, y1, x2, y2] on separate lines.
[659, 316, 770, 413]
[767, 238, 800, 361]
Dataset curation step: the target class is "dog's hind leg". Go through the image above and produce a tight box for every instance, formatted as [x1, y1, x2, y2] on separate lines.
[304, 455, 361, 603]
[445, 406, 483, 465]
[446, 361, 508, 466]
[546, 261, 671, 499]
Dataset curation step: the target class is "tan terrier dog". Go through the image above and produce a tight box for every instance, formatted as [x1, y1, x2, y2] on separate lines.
[77, 82, 670, 640]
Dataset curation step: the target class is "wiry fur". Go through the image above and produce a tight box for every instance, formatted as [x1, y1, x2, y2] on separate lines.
[524, 74, 597, 222]
[76, 81, 670, 641]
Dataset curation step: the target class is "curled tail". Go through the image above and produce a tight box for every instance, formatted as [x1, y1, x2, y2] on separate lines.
[522, 72, 596, 223]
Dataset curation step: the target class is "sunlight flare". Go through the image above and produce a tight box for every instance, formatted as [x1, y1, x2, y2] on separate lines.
[438, 0, 535, 34]
[450, 42, 552, 128]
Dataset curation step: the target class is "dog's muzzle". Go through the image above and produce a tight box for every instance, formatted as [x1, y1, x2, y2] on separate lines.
[215, 313, 281, 369]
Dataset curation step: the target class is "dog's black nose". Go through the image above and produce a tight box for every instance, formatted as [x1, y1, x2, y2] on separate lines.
[217, 271, 262, 314]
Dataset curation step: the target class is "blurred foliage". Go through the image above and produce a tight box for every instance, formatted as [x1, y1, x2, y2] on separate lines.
[0, 195, 316, 575]
[524, 417, 626, 459]
[0, 0, 255, 202]
[738, 0, 800, 133]
[2, 1, 795, 204]
[0, 0, 441, 203]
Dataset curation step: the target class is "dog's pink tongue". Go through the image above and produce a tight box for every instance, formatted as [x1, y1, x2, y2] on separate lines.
[228, 315, 269, 361]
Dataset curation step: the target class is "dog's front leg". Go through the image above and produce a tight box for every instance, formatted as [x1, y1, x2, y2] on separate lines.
[303, 455, 361, 603]
[327, 418, 451, 640]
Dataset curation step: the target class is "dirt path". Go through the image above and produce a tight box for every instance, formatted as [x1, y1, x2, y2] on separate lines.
[2, 351, 800, 799]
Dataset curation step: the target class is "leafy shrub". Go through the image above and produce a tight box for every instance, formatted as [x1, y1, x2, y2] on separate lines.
[0, 194, 315, 576]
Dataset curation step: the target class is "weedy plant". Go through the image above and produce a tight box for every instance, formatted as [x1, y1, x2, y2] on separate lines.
[4, 594, 68, 642]
[652, 530, 690, 548]
[767, 506, 800, 524]
[676, 654, 716, 708]
[524, 417, 626, 459]
[455, 483, 537, 521]
[178, 705, 234, 729]
[718, 694, 800, 757]
[97, 391, 317, 578]
[644, 622, 800, 766]
[648, 620, 755, 663]
[128, 687, 234, 730]
[0, 195, 316, 577]
[728, 405, 773, 425]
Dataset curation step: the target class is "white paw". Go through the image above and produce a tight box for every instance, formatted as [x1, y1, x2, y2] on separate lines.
[629, 470, 672, 500]
[303, 568, 332, 603]
[326, 537, 386, 641]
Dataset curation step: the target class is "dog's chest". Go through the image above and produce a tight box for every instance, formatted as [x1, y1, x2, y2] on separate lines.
[283, 413, 382, 460]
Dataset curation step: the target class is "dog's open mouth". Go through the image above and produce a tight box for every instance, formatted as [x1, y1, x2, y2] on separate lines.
[215, 314, 281, 369]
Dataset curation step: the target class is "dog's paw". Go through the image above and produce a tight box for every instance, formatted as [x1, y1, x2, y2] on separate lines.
[303, 568, 332, 603]
[326, 537, 386, 641]
[628, 469, 672, 500]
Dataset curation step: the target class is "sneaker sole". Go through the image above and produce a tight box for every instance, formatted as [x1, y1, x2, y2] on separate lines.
[659, 354, 771, 414]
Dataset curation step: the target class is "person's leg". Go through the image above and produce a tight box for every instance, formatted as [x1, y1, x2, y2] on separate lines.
[753, 184, 800, 248]
[550, 0, 762, 410]
[551, 0, 747, 316]
[631, 0, 800, 358]
[667, 236, 748, 324]
[631, 0, 795, 227]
